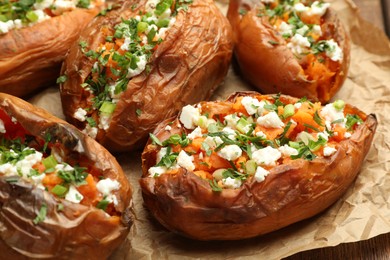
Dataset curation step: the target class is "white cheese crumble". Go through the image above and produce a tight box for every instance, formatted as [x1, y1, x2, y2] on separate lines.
[156, 147, 168, 164]
[254, 166, 270, 182]
[278, 144, 298, 156]
[224, 114, 240, 128]
[218, 145, 242, 161]
[323, 146, 337, 157]
[324, 39, 343, 62]
[177, 150, 195, 171]
[165, 125, 172, 131]
[127, 54, 147, 78]
[320, 103, 345, 127]
[279, 21, 294, 37]
[287, 34, 311, 55]
[96, 178, 121, 205]
[65, 185, 84, 204]
[73, 107, 88, 122]
[83, 124, 98, 139]
[0, 119, 6, 133]
[202, 136, 223, 150]
[180, 105, 200, 129]
[188, 126, 203, 140]
[223, 177, 242, 189]
[257, 111, 284, 128]
[307, 1, 330, 17]
[148, 166, 168, 177]
[252, 146, 281, 166]
[222, 127, 237, 140]
[241, 96, 263, 115]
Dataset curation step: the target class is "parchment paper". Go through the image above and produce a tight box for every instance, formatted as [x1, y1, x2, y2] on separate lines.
[28, 0, 390, 259]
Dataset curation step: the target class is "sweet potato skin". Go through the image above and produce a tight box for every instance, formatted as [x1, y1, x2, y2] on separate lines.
[227, 0, 350, 103]
[0, 7, 100, 97]
[140, 92, 377, 240]
[60, 0, 233, 152]
[0, 93, 133, 258]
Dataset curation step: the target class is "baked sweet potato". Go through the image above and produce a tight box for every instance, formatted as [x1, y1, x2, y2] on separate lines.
[59, 0, 233, 152]
[0, 93, 133, 258]
[227, 0, 350, 103]
[140, 91, 377, 240]
[0, 0, 105, 97]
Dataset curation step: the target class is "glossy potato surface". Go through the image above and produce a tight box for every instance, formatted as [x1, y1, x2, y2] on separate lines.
[227, 0, 350, 103]
[0, 93, 133, 259]
[140, 92, 376, 240]
[60, 0, 233, 152]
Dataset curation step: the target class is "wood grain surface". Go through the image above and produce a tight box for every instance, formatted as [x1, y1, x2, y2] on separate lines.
[285, 1, 390, 259]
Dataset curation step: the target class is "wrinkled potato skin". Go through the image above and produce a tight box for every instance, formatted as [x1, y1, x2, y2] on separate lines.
[0, 8, 100, 97]
[0, 93, 133, 258]
[140, 92, 377, 241]
[60, 0, 233, 152]
[227, 0, 350, 103]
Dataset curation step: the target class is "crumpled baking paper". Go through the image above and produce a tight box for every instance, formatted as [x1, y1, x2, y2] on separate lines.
[28, 0, 390, 259]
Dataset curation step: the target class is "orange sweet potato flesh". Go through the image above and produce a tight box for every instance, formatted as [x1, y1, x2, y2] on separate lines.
[0, 93, 133, 258]
[0, 7, 101, 97]
[60, 0, 233, 152]
[227, 0, 350, 103]
[140, 91, 377, 240]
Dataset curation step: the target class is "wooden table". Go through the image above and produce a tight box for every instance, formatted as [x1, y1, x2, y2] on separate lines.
[286, 1, 390, 259]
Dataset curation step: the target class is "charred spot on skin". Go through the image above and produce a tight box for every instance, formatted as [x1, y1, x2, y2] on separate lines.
[44, 125, 79, 150]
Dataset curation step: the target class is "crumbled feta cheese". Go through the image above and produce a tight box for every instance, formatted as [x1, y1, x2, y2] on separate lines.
[73, 107, 88, 122]
[31, 173, 46, 190]
[323, 146, 337, 157]
[222, 127, 237, 140]
[165, 125, 172, 131]
[0, 119, 6, 133]
[156, 147, 168, 164]
[320, 103, 345, 127]
[83, 124, 98, 139]
[294, 102, 302, 109]
[307, 1, 330, 17]
[148, 166, 168, 177]
[255, 131, 267, 139]
[180, 105, 200, 129]
[15, 150, 43, 178]
[293, 3, 309, 13]
[254, 166, 270, 182]
[287, 34, 311, 55]
[31, 9, 50, 24]
[52, 0, 77, 16]
[257, 111, 284, 128]
[120, 36, 133, 51]
[0, 20, 14, 34]
[317, 131, 329, 141]
[296, 25, 309, 36]
[127, 54, 147, 78]
[177, 150, 195, 171]
[278, 21, 294, 37]
[188, 126, 203, 140]
[241, 96, 263, 115]
[96, 178, 121, 197]
[252, 146, 281, 166]
[218, 145, 242, 161]
[344, 132, 352, 138]
[278, 144, 298, 156]
[324, 39, 343, 62]
[203, 136, 223, 150]
[312, 25, 322, 37]
[34, 0, 54, 10]
[223, 177, 242, 189]
[98, 113, 111, 130]
[224, 114, 240, 128]
[65, 185, 84, 204]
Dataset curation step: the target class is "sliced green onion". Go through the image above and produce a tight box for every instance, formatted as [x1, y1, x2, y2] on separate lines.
[283, 104, 295, 118]
[51, 185, 68, 197]
[236, 118, 250, 134]
[26, 11, 38, 23]
[96, 199, 110, 211]
[137, 21, 148, 33]
[156, 18, 170, 28]
[333, 100, 345, 110]
[99, 101, 116, 114]
[245, 160, 257, 175]
[42, 155, 57, 170]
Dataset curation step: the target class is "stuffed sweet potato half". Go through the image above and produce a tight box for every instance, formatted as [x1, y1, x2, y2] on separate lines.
[0, 93, 133, 259]
[59, 0, 233, 152]
[0, 0, 106, 97]
[140, 91, 377, 240]
[227, 0, 350, 103]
